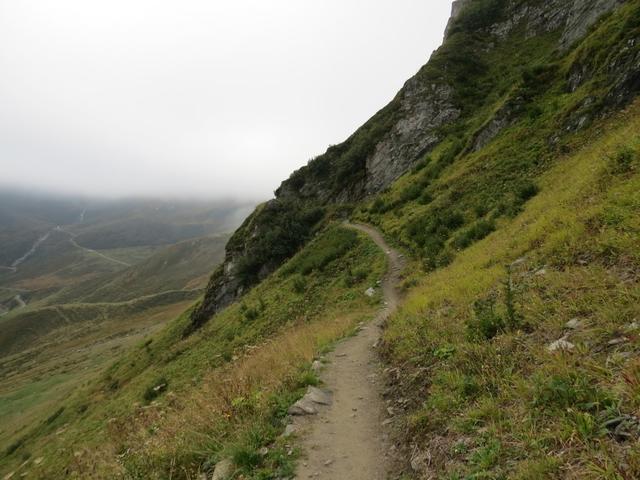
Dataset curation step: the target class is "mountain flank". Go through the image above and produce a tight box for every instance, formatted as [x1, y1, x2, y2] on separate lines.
[1, 1, 639, 479]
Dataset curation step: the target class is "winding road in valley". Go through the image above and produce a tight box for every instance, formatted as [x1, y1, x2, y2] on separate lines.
[293, 223, 404, 480]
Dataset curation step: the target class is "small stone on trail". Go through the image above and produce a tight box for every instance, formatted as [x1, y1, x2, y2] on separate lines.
[289, 399, 318, 416]
[608, 337, 629, 346]
[382, 418, 393, 426]
[306, 386, 332, 406]
[365, 287, 376, 297]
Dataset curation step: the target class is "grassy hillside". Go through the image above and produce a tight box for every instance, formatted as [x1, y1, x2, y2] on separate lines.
[0, 196, 244, 477]
[0, 226, 386, 478]
[2, 1, 639, 479]
[377, 100, 639, 479]
[0, 299, 193, 463]
[49, 234, 229, 305]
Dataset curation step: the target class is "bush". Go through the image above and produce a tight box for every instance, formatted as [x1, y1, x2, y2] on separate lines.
[608, 145, 637, 174]
[241, 303, 260, 322]
[453, 219, 496, 249]
[533, 374, 615, 412]
[399, 183, 423, 203]
[370, 197, 389, 214]
[450, 0, 508, 34]
[418, 191, 434, 205]
[284, 228, 358, 276]
[5, 439, 24, 456]
[143, 377, 168, 403]
[423, 237, 446, 271]
[344, 267, 368, 287]
[292, 276, 306, 294]
[230, 200, 326, 286]
[503, 267, 522, 330]
[466, 296, 505, 341]
[516, 180, 540, 202]
[44, 407, 64, 425]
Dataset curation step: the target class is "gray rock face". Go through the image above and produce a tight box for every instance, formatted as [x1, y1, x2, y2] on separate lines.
[446, 0, 625, 48]
[364, 81, 459, 195]
[369, 0, 625, 195]
[559, 0, 626, 51]
[288, 398, 318, 416]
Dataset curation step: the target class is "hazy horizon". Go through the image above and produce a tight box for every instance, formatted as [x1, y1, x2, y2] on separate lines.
[1, 1, 453, 201]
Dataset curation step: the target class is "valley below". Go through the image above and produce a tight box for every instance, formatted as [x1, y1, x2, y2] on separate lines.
[0, 193, 252, 454]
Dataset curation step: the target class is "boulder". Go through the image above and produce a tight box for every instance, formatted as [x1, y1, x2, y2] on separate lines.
[211, 458, 233, 480]
[305, 386, 332, 406]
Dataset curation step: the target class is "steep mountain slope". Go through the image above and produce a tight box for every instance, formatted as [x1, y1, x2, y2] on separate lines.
[189, 0, 639, 333]
[1, 1, 639, 479]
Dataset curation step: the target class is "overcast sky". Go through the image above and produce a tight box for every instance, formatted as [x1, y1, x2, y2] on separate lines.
[0, 1, 453, 201]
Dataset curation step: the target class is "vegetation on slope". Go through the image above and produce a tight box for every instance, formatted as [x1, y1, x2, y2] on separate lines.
[335, 3, 640, 477]
[3, 2, 639, 479]
[0, 226, 386, 479]
[381, 99, 639, 480]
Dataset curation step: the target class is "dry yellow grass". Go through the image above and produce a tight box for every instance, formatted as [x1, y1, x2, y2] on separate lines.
[68, 310, 370, 478]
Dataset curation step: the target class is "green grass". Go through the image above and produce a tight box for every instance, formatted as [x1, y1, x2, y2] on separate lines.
[380, 101, 640, 479]
[0, 226, 386, 479]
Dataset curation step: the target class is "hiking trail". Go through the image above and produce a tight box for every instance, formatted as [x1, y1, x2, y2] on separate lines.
[292, 222, 404, 480]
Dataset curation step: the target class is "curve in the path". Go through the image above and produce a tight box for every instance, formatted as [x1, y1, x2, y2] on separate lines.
[14, 294, 26, 309]
[293, 222, 404, 480]
[66, 234, 131, 267]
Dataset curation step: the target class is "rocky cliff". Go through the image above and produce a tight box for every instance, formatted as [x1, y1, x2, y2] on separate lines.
[188, 0, 635, 333]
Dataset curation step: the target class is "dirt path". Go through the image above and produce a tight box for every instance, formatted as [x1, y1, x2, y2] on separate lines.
[293, 223, 404, 480]
[66, 233, 131, 267]
[14, 294, 27, 309]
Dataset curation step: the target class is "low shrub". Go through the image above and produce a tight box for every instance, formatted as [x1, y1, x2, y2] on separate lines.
[284, 228, 358, 276]
[453, 219, 496, 249]
[466, 296, 505, 341]
[143, 377, 168, 403]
